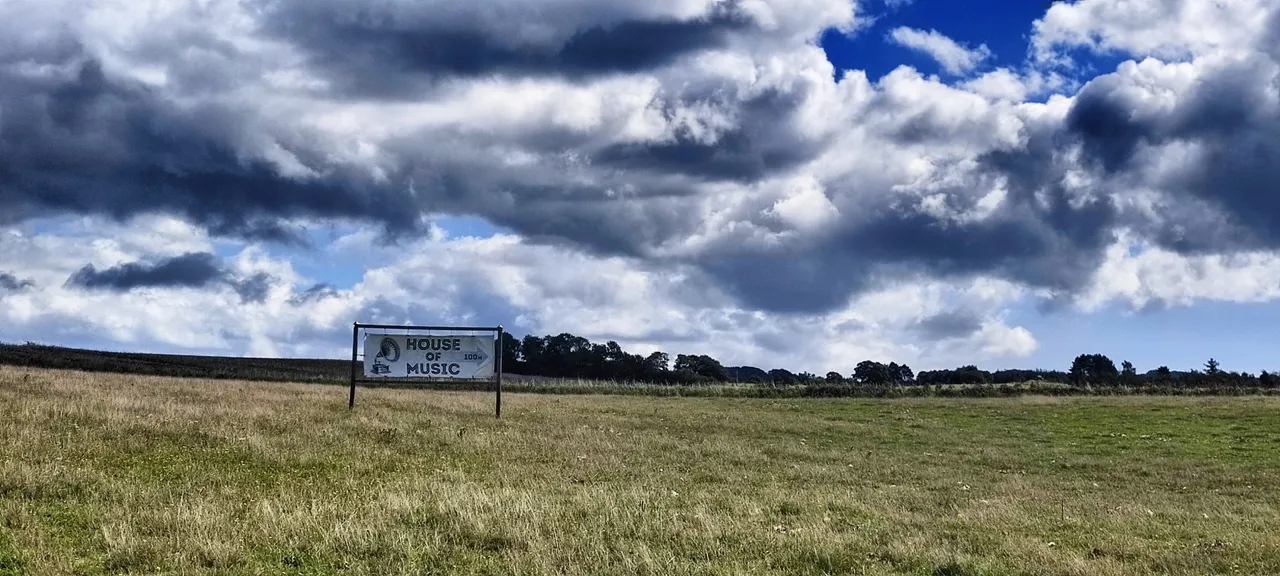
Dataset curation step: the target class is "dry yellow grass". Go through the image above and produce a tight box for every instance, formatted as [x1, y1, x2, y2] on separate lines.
[2, 366, 1280, 575]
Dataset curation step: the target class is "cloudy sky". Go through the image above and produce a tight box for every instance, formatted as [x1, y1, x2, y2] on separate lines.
[2, 0, 1279, 375]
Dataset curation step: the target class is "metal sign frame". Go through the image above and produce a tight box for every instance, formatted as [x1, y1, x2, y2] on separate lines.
[348, 322, 505, 417]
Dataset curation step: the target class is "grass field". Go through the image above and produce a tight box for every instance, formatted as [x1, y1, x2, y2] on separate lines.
[2, 367, 1280, 575]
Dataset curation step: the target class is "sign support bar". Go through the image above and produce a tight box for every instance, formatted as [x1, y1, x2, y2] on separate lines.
[348, 322, 358, 410]
[496, 325, 504, 419]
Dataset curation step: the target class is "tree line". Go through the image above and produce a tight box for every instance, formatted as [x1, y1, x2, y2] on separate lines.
[501, 332, 1279, 388]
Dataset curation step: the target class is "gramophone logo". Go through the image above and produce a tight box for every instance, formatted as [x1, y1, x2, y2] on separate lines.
[371, 337, 399, 374]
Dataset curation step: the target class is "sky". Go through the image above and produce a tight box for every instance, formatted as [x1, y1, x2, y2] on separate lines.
[2, 0, 1280, 376]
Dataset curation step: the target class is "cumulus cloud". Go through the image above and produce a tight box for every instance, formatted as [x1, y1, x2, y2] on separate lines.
[2, 0, 1280, 368]
[1068, 223, 1280, 313]
[0, 215, 1039, 370]
[888, 26, 993, 75]
[1031, 0, 1273, 65]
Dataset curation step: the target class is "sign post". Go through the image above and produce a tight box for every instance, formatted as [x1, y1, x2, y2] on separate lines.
[348, 323, 505, 418]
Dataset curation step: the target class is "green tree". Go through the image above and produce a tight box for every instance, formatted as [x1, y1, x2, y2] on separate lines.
[768, 368, 798, 385]
[500, 332, 522, 371]
[1120, 360, 1138, 386]
[888, 362, 915, 385]
[853, 360, 891, 385]
[521, 335, 546, 373]
[674, 354, 729, 382]
[644, 351, 670, 374]
[1069, 354, 1119, 385]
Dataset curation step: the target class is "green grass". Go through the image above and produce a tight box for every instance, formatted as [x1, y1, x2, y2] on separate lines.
[2, 366, 1280, 574]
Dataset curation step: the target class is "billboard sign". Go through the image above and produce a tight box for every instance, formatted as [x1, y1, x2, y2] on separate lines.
[363, 334, 495, 379]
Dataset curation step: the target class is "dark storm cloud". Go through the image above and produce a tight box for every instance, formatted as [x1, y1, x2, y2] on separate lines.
[700, 138, 1119, 314]
[592, 88, 822, 182]
[231, 272, 274, 304]
[911, 310, 983, 340]
[0, 272, 33, 292]
[65, 251, 277, 303]
[67, 252, 225, 291]
[288, 282, 339, 305]
[1, 30, 803, 255]
[0, 44, 427, 242]
[259, 1, 752, 98]
[1062, 51, 1280, 253]
[391, 164, 708, 259]
[851, 192, 1115, 293]
[498, 198, 705, 259]
[699, 249, 870, 314]
[1063, 83, 1156, 174]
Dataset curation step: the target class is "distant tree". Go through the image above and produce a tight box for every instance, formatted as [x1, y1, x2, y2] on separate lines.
[545, 333, 591, 377]
[917, 365, 991, 385]
[726, 365, 769, 383]
[673, 354, 696, 374]
[1069, 354, 1118, 385]
[991, 369, 1067, 384]
[853, 360, 891, 385]
[521, 335, 546, 373]
[952, 365, 990, 384]
[768, 368, 798, 385]
[1120, 360, 1139, 386]
[644, 351, 670, 374]
[889, 362, 915, 385]
[673, 354, 728, 382]
[500, 332, 523, 372]
[692, 354, 729, 382]
[430, 328, 1272, 392]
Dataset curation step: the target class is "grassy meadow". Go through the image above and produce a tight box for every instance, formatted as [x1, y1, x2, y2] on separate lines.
[2, 366, 1280, 575]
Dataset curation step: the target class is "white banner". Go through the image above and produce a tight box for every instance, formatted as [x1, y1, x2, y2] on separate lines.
[363, 334, 495, 379]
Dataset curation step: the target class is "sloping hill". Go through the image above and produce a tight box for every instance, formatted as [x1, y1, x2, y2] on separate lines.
[0, 342, 351, 383]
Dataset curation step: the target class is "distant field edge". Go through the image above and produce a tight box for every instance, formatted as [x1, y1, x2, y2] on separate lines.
[2, 342, 1278, 399]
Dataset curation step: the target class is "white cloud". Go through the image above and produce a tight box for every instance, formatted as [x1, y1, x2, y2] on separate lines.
[766, 175, 840, 231]
[0, 216, 1040, 372]
[1080, 233, 1280, 312]
[888, 26, 992, 76]
[1030, 0, 1273, 65]
[960, 67, 1074, 102]
[0, 216, 356, 358]
[345, 233, 1042, 372]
